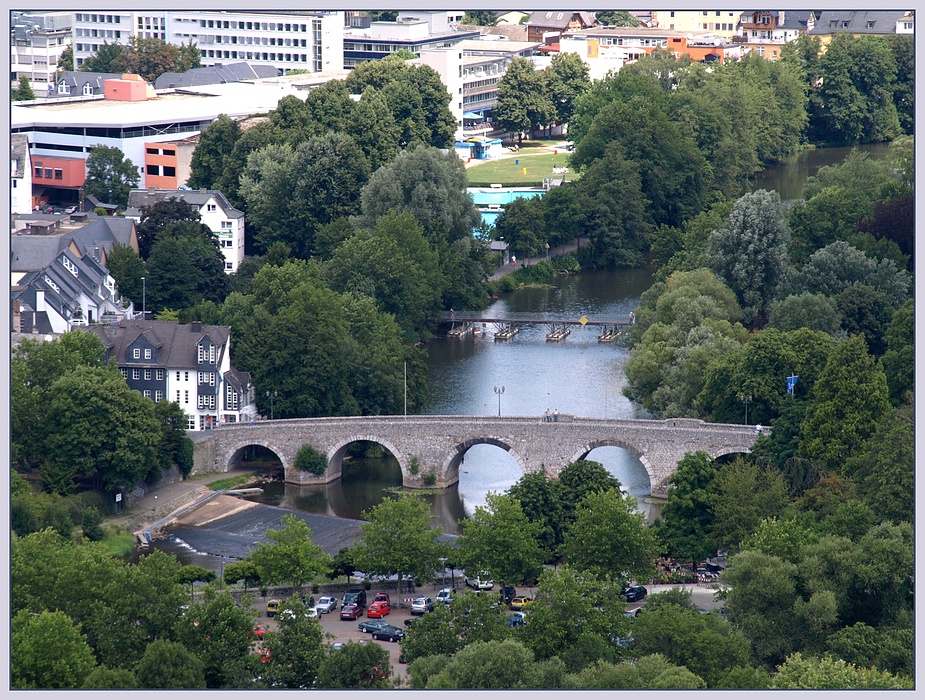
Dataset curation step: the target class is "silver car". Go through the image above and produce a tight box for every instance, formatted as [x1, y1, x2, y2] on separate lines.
[315, 596, 338, 613]
[410, 596, 434, 615]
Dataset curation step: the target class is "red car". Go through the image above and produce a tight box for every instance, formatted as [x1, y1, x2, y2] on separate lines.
[250, 624, 269, 639]
[366, 601, 390, 619]
[340, 603, 362, 621]
[373, 591, 391, 606]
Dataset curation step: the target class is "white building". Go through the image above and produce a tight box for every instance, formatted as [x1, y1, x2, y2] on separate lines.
[10, 12, 73, 90]
[71, 10, 345, 75]
[651, 9, 743, 36]
[126, 188, 245, 273]
[11, 134, 33, 215]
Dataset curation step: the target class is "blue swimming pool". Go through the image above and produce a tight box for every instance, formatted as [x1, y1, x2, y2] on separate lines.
[467, 187, 546, 206]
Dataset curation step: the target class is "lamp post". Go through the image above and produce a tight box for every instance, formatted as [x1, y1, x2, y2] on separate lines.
[738, 393, 752, 425]
[493, 385, 505, 416]
[266, 390, 277, 420]
[140, 276, 146, 320]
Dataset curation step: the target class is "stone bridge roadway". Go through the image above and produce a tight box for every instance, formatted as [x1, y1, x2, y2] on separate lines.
[192, 415, 762, 493]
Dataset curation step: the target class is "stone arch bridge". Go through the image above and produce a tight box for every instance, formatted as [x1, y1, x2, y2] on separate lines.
[192, 415, 762, 493]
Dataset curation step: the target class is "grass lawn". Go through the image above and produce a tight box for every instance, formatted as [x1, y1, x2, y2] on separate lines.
[466, 149, 578, 187]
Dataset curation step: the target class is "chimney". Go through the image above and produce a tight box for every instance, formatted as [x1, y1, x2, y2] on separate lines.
[36, 290, 45, 312]
[148, 186, 156, 194]
[191, 321, 202, 333]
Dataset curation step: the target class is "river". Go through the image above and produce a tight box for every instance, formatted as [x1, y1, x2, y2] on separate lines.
[153, 143, 892, 565]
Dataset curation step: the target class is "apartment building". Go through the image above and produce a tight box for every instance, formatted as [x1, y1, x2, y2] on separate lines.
[10, 12, 73, 89]
[651, 10, 743, 37]
[71, 10, 345, 75]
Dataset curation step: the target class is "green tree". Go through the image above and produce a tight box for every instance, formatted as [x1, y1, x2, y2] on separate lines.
[564, 654, 706, 689]
[304, 77, 355, 134]
[810, 34, 900, 145]
[507, 471, 565, 557]
[826, 623, 913, 679]
[798, 334, 890, 473]
[57, 44, 74, 75]
[455, 492, 545, 588]
[294, 444, 327, 474]
[555, 459, 622, 526]
[879, 298, 913, 404]
[135, 639, 207, 689]
[79, 41, 126, 73]
[82, 666, 138, 688]
[84, 145, 139, 208]
[231, 261, 360, 418]
[710, 457, 791, 552]
[260, 595, 325, 689]
[493, 58, 555, 142]
[11, 609, 96, 689]
[110, 36, 200, 82]
[317, 640, 392, 689]
[360, 144, 480, 247]
[239, 134, 370, 258]
[145, 221, 229, 314]
[346, 86, 401, 170]
[188, 114, 241, 190]
[177, 588, 257, 688]
[249, 514, 331, 592]
[352, 495, 445, 590]
[426, 639, 547, 689]
[772, 652, 912, 689]
[595, 11, 641, 26]
[12, 75, 36, 101]
[154, 400, 194, 477]
[177, 565, 216, 601]
[546, 52, 591, 124]
[559, 489, 658, 583]
[324, 210, 443, 338]
[135, 197, 204, 259]
[43, 365, 161, 494]
[707, 189, 791, 325]
[768, 293, 841, 334]
[461, 11, 497, 26]
[215, 120, 282, 209]
[631, 604, 751, 687]
[223, 560, 261, 591]
[104, 243, 147, 310]
[653, 451, 720, 566]
[518, 566, 627, 670]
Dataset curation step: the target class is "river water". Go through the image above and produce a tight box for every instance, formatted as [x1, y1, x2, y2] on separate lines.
[154, 144, 892, 565]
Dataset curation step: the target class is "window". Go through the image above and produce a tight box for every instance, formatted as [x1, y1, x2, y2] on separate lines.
[120, 368, 128, 379]
[176, 371, 181, 381]
[155, 390, 163, 402]
[133, 368, 141, 380]
[225, 262, 234, 271]
[176, 390, 181, 401]
[227, 384, 239, 409]
[133, 348, 141, 359]
[144, 390, 151, 398]
[207, 203, 217, 212]
[44, 168, 53, 179]
[185, 372, 189, 381]
[144, 369, 152, 381]
[184, 390, 189, 403]
[54, 169, 63, 180]
[144, 348, 152, 359]
[156, 369, 164, 381]
[188, 415, 196, 430]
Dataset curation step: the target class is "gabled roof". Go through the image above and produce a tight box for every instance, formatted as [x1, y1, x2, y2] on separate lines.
[154, 62, 279, 89]
[11, 218, 138, 272]
[809, 10, 910, 35]
[11, 133, 30, 178]
[740, 11, 814, 30]
[527, 11, 595, 30]
[127, 188, 244, 219]
[57, 71, 125, 92]
[91, 320, 231, 370]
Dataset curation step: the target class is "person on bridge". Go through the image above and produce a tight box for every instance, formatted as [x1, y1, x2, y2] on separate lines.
[553, 409, 559, 422]
[543, 409, 550, 422]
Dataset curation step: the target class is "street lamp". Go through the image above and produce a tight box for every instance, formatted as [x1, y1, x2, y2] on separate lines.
[140, 276, 146, 320]
[493, 385, 505, 416]
[266, 390, 277, 420]
[738, 393, 752, 425]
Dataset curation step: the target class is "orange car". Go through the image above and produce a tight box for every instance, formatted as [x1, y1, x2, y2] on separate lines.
[366, 601, 390, 618]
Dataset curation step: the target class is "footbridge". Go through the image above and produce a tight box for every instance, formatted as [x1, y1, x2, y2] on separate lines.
[192, 415, 763, 493]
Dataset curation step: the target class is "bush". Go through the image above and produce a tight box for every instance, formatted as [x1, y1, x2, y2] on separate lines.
[408, 456, 420, 476]
[422, 470, 437, 486]
[81, 507, 105, 541]
[295, 444, 327, 474]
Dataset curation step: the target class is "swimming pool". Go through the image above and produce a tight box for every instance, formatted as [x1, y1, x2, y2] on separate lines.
[467, 187, 547, 206]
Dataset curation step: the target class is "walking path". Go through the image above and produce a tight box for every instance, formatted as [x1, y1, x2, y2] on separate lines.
[487, 240, 580, 282]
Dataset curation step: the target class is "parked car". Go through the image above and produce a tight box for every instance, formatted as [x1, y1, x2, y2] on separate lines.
[507, 611, 527, 627]
[340, 603, 362, 621]
[266, 599, 281, 618]
[366, 601, 390, 619]
[622, 584, 647, 603]
[343, 589, 367, 609]
[358, 619, 393, 634]
[373, 591, 391, 606]
[436, 588, 455, 606]
[465, 573, 494, 590]
[509, 596, 534, 611]
[403, 617, 419, 628]
[300, 594, 315, 608]
[499, 585, 516, 605]
[315, 596, 338, 613]
[278, 606, 318, 621]
[410, 597, 434, 615]
[250, 624, 269, 638]
[370, 624, 405, 642]
[64, 205, 77, 214]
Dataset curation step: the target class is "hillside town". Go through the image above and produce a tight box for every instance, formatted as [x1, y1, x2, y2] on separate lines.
[9, 9, 915, 691]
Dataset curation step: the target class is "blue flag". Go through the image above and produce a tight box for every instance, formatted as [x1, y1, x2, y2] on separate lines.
[787, 375, 798, 394]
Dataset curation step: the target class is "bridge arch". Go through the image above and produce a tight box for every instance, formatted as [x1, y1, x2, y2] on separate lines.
[222, 438, 288, 474]
[442, 437, 528, 487]
[326, 434, 407, 484]
[568, 439, 656, 488]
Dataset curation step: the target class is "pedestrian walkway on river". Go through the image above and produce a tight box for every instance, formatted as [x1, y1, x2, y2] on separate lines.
[487, 239, 581, 282]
